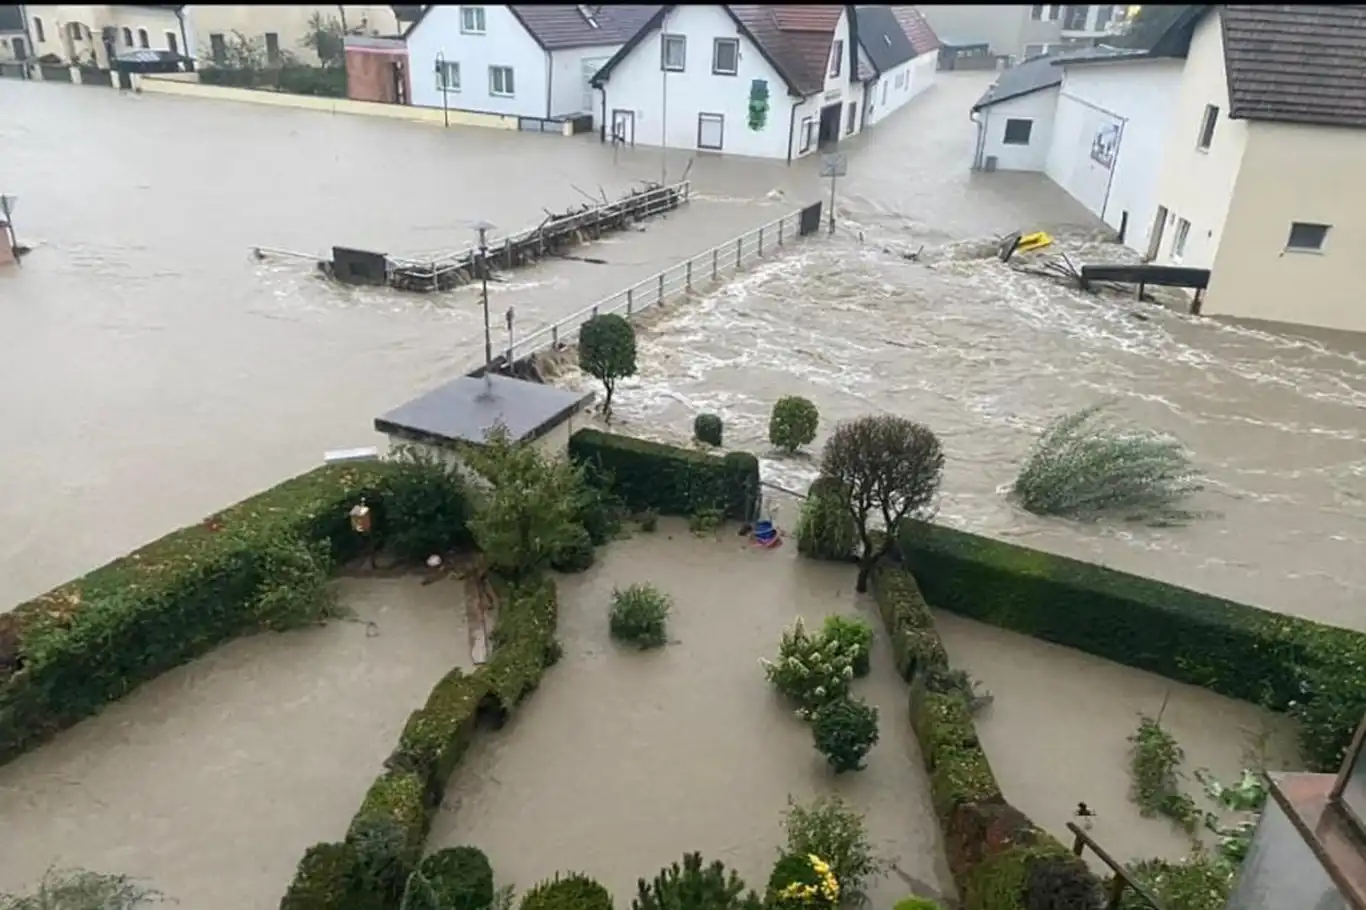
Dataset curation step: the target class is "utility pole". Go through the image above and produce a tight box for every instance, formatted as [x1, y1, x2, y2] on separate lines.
[473, 220, 496, 384]
[435, 53, 449, 127]
[820, 153, 848, 236]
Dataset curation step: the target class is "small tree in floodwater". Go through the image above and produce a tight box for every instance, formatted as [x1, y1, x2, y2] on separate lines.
[1011, 402, 1204, 524]
[578, 314, 637, 422]
[819, 416, 944, 593]
[0, 867, 164, 909]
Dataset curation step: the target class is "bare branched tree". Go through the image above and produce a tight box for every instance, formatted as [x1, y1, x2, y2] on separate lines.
[819, 416, 944, 592]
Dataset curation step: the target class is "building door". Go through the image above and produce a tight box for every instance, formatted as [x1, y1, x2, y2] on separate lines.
[582, 57, 610, 115]
[611, 109, 634, 146]
[818, 103, 841, 145]
[1145, 206, 1167, 262]
[11, 37, 27, 60]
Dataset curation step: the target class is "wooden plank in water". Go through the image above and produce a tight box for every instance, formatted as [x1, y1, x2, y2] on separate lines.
[1080, 264, 1211, 290]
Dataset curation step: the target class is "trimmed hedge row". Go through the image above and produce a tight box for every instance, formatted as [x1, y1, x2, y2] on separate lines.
[872, 564, 1102, 910]
[567, 429, 760, 522]
[897, 520, 1366, 772]
[279, 575, 560, 910]
[0, 461, 445, 767]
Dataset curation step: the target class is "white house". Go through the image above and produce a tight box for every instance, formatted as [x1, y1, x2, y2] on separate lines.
[969, 52, 1063, 172]
[21, 4, 190, 65]
[403, 4, 660, 125]
[590, 4, 867, 161]
[856, 5, 939, 128]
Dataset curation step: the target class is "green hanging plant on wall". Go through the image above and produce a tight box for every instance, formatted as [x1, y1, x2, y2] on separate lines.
[748, 78, 770, 131]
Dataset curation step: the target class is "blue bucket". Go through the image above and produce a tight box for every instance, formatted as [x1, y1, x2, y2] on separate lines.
[753, 519, 777, 542]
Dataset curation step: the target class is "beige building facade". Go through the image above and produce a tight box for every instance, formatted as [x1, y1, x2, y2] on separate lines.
[190, 5, 399, 67]
[23, 4, 186, 64]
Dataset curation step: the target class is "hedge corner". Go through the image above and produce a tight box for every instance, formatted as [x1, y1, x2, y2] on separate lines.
[871, 562, 949, 681]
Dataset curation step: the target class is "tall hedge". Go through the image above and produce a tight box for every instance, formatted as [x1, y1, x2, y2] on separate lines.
[567, 429, 760, 521]
[0, 461, 459, 767]
[897, 521, 1366, 771]
[871, 564, 1102, 910]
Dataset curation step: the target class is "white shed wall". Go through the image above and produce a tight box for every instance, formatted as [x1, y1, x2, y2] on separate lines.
[975, 87, 1057, 171]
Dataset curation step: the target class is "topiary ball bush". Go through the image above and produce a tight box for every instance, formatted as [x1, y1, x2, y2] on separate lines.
[419, 845, 495, 910]
[694, 413, 724, 447]
[811, 696, 879, 773]
[521, 873, 614, 910]
[769, 396, 819, 454]
[550, 523, 596, 574]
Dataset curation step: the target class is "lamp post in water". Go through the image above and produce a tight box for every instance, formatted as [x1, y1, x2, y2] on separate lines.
[473, 220, 496, 378]
[820, 153, 847, 236]
[434, 53, 450, 128]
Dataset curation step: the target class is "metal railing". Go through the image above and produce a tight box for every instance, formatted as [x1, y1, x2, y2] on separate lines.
[390, 180, 693, 273]
[500, 204, 809, 367]
[1066, 823, 1166, 910]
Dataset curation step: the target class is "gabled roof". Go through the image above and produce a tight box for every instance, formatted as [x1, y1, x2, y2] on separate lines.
[1147, 5, 1366, 129]
[591, 5, 845, 97]
[970, 52, 1062, 111]
[855, 6, 915, 74]
[890, 6, 941, 57]
[403, 4, 660, 51]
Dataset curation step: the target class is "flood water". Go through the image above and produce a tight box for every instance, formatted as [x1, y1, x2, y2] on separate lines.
[430, 522, 955, 907]
[0, 577, 469, 906]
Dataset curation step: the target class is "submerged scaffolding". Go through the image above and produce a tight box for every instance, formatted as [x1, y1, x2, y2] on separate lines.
[253, 181, 691, 293]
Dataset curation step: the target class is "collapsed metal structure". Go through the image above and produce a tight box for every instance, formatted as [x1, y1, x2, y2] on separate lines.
[255, 181, 690, 294]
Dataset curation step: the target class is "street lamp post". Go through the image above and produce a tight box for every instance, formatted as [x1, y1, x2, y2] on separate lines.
[435, 52, 449, 128]
[473, 220, 496, 381]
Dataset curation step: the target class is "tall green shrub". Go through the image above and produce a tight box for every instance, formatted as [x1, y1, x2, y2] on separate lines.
[417, 846, 495, 910]
[632, 853, 763, 910]
[796, 477, 857, 562]
[578, 314, 638, 420]
[769, 397, 819, 454]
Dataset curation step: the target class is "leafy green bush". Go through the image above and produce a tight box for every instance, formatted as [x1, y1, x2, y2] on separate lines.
[1011, 403, 1204, 523]
[694, 413, 724, 447]
[578, 313, 638, 420]
[821, 615, 873, 677]
[761, 617, 858, 718]
[609, 583, 671, 649]
[898, 519, 1366, 771]
[769, 397, 819, 454]
[383, 447, 473, 561]
[870, 564, 948, 682]
[417, 846, 494, 910]
[0, 867, 164, 909]
[779, 795, 882, 906]
[1128, 716, 1197, 830]
[550, 524, 596, 574]
[568, 430, 759, 522]
[0, 458, 449, 767]
[811, 696, 879, 772]
[795, 477, 857, 562]
[1121, 858, 1233, 910]
[574, 464, 625, 546]
[520, 874, 612, 910]
[632, 853, 763, 910]
[278, 842, 364, 910]
[765, 853, 838, 910]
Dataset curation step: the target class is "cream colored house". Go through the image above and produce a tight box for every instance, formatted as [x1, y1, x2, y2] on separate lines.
[190, 5, 400, 67]
[22, 4, 188, 64]
[1145, 5, 1366, 334]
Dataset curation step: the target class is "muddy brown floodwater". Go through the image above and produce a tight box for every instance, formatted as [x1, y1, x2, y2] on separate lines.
[429, 522, 955, 907]
[0, 577, 469, 907]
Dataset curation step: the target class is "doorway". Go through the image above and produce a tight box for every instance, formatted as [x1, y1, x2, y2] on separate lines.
[10, 37, 26, 60]
[1145, 205, 1167, 262]
[611, 109, 635, 146]
[818, 103, 841, 145]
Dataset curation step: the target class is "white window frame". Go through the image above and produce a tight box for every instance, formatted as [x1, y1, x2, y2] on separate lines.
[1196, 103, 1219, 151]
[1172, 217, 1192, 261]
[697, 112, 724, 151]
[829, 39, 843, 78]
[489, 65, 514, 96]
[437, 59, 460, 91]
[662, 33, 686, 71]
[712, 37, 739, 75]
[461, 6, 486, 35]
[799, 116, 815, 153]
[1286, 221, 1330, 253]
[1003, 118, 1033, 145]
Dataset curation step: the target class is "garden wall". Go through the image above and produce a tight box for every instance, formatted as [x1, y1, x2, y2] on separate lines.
[871, 564, 1102, 909]
[0, 461, 416, 767]
[897, 521, 1366, 772]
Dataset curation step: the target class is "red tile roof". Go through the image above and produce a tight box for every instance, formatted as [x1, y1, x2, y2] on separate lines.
[891, 5, 941, 56]
[771, 7, 843, 32]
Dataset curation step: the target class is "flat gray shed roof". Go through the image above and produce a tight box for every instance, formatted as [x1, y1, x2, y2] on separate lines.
[374, 375, 594, 447]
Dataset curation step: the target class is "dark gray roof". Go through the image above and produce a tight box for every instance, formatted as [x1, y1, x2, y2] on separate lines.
[375, 375, 594, 448]
[856, 6, 915, 74]
[970, 53, 1063, 111]
[1220, 5, 1366, 129]
[0, 5, 24, 31]
[511, 5, 660, 50]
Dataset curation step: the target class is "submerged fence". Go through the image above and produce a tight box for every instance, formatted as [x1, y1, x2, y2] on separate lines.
[488, 199, 825, 371]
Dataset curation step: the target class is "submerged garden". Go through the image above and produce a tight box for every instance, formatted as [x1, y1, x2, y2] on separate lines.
[2, 316, 1365, 910]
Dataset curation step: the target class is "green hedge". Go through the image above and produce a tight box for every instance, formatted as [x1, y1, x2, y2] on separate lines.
[567, 429, 759, 521]
[279, 576, 559, 910]
[0, 461, 449, 767]
[898, 521, 1366, 771]
[871, 564, 1101, 910]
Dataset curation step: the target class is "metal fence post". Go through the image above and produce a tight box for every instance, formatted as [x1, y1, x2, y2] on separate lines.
[658, 272, 665, 305]
[758, 227, 764, 257]
[686, 260, 693, 291]
[712, 248, 719, 280]
[592, 304, 600, 318]
[552, 325, 559, 348]
[778, 218, 784, 246]
[626, 288, 633, 315]
[735, 237, 742, 268]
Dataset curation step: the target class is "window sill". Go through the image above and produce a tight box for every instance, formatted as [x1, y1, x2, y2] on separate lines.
[1195, 145, 1211, 154]
[1002, 140, 1030, 146]
[662, 65, 685, 73]
[461, 29, 486, 36]
[1283, 247, 1325, 255]
[490, 92, 514, 98]
[712, 69, 737, 76]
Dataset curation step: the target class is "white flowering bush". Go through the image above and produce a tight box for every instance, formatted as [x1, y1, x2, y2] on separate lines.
[760, 617, 860, 719]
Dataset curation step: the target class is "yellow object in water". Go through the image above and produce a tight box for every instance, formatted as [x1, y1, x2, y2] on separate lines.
[1016, 231, 1053, 253]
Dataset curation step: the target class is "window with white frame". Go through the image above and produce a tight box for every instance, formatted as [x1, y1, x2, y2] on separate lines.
[697, 113, 724, 150]
[1286, 222, 1330, 252]
[800, 116, 815, 152]
[489, 65, 514, 96]
[1003, 118, 1033, 145]
[1172, 217, 1192, 260]
[712, 37, 738, 75]
[137, 28, 149, 48]
[1196, 103, 1219, 151]
[829, 39, 843, 77]
[461, 6, 486, 34]
[437, 59, 460, 91]
[662, 33, 685, 71]
[121, 26, 132, 45]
